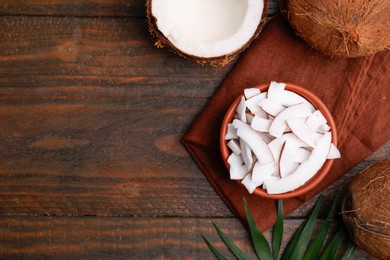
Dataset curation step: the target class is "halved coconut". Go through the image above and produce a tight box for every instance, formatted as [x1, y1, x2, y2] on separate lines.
[146, 0, 269, 66]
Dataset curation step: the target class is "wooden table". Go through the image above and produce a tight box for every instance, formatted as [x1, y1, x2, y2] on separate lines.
[0, 1, 387, 259]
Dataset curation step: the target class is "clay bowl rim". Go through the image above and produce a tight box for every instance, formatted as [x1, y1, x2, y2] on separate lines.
[220, 82, 338, 200]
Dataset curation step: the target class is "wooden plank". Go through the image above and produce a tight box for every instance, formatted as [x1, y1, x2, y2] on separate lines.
[0, 216, 374, 259]
[0, 0, 281, 17]
[0, 99, 235, 217]
[0, 0, 146, 17]
[0, 16, 232, 217]
[0, 16, 231, 96]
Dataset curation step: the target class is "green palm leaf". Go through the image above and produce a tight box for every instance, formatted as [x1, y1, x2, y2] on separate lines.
[244, 199, 273, 260]
[212, 221, 251, 260]
[279, 222, 304, 258]
[319, 227, 344, 260]
[272, 200, 284, 260]
[203, 194, 354, 260]
[303, 196, 339, 259]
[341, 242, 356, 260]
[281, 194, 325, 260]
[201, 234, 228, 260]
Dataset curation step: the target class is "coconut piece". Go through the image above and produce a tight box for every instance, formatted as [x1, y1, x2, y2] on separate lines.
[327, 143, 341, 159]
[270, 138, 310, 163]
[342, 159, 390, 259]
[233, 119, 274, 164]
[227, 152, 242, 168]
[256, 132, 275, 144]
[245, 92, 267, 117]
[281, 90, 314, 109]
[285, 0, 390, 58]
[244, 88, 261, 99]
[251, 116, 273, 132]
[225, 123, 238, 140]
[241, 173, 263, 194]
[267, 81, 286, 100]
[236, 96, 247, 122]
[227, 153, 249, 179]
[246, 113, 254, 124]
[269, 103, 314, 137]
[318, 123, 331, 133]
[280, 162, 299, 178]
[268, 133, 310, 161]
[264, 132, 332, 194]
[259, 98, 286, 117]
[251, 161, 278, 183]
[230, 164, 249, 180]
[286, 117, 317, 148]
[281, 90, 306, 106]
[227, 139, 241, 155]
[278, 141, 300, 178]
[147, 0, 269, 66]
[240, 138, 253, 170]
[295, 147, 311, 163]
[254, 109, 269, 119]
[306, 110, 327, 132]
[261, 175, 280, 190]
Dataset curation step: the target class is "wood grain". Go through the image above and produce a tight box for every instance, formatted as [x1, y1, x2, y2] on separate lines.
[0, 217, 374, 259]
[0, 15, 231, 217]
[0, 16, 230, 96]
[0, 0, 282, 17]
[0, 103, 231, 217]
[0, 0, 146, 17]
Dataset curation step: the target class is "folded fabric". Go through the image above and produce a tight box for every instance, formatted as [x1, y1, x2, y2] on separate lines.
[183, 14, 390, 231]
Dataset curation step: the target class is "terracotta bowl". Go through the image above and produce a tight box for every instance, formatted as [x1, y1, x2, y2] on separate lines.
[220, 82, 338, 199]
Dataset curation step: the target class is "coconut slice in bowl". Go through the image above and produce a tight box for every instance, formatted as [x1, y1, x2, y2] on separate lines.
[146, 0, 268, 66]
[220, 81, 340, 199]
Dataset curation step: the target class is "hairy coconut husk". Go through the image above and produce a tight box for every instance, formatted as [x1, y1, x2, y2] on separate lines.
[145, 0, 269, 67]
[285, 0, 390, 58]
[342, 158, 390, 260]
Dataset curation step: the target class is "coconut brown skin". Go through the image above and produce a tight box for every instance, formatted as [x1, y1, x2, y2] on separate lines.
[145, 0, 269, 67]
[342, 158, 390, 260]
[285, 0, 390, 58]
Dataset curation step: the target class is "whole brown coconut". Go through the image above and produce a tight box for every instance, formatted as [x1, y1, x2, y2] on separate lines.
[285, 0, 390, 57]
[342, 158, 390, 260]
[146, 0, 269, 66]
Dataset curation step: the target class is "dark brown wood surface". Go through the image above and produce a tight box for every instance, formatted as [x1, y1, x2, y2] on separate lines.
[0, 0, 387, 259]
[0, 0, 282, 17]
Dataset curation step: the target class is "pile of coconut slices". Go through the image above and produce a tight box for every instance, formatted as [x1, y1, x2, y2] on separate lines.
[224, 81, 340, 194]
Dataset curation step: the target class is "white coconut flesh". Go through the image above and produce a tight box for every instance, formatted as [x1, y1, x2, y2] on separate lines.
[225, 81, 341, 195]
[151, 0, 264, 58]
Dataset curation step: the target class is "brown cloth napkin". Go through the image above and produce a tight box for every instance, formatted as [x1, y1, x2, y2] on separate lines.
[183, 14, 390, 232]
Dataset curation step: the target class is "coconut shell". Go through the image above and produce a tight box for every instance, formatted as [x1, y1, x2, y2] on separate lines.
[342, 158, 390, 260]
[145, 0, 269, 67]
[285, 0, 390, 58]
